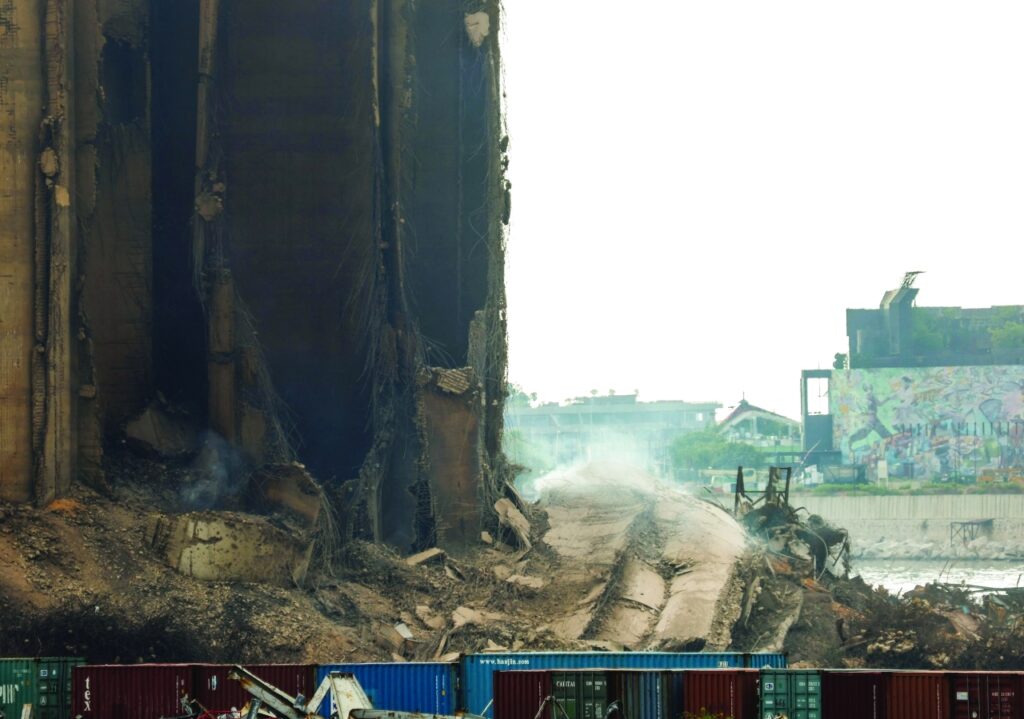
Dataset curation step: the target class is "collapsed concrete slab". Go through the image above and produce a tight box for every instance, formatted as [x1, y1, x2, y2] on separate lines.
[148, 512, 313, 586]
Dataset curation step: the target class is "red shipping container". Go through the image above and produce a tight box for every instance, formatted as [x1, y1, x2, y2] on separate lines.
[72, 664, 194, 719]
[682, 670, 757, 719]
[823, 671, 886, 719]
[192, 665, 316, 712]
[951, 673, 1021, 719]
[494, 671, 552, 719]
[888, 672, 949, 719]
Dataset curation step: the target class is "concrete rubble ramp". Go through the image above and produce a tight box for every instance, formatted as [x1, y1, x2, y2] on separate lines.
[536, 461, 747, 650]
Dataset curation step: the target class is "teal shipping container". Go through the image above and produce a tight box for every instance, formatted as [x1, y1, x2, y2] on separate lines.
[760, 669, 822, 719]
[0, 658, 84, 719]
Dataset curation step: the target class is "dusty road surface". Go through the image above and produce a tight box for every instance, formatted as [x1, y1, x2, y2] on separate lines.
[537, 462, 748, 649]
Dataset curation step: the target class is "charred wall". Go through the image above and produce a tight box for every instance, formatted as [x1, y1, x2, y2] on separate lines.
[220, 0, 375, 483]
[0, 0, 511, 558]
[0, 0, 45, 503]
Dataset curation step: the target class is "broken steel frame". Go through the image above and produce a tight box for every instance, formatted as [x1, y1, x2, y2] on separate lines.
[734, 465, 792, 515]
[950, 519, 994, 547]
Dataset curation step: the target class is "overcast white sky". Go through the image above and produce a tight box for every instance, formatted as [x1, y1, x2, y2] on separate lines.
[501, 1, 1024, 419]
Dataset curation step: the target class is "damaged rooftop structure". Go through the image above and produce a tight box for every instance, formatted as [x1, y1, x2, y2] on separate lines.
[0, 0, 511, 553]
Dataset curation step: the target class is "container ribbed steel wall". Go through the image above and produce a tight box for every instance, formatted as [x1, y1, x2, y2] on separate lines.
[72, 664, 194, 719]
[316, 663, 458, 716]
[681, 670, 758, 719]
[460, 652, 783, 717]
[951, 673, 1021, 719]
[887, 671, 949, 719]
[822, 671, 887, 719]
[493, 670, 551, 719]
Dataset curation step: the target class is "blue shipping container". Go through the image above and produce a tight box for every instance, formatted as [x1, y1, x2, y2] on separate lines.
[461, 653, 786, 718]
[316, 663, 458, 716]
[744, 653, 787, 669]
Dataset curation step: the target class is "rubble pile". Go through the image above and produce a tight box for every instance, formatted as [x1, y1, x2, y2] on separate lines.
[3, 452, 1024, 669]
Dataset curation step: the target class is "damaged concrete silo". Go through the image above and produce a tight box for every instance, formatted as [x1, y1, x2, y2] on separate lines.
[0, 0, 512, 554]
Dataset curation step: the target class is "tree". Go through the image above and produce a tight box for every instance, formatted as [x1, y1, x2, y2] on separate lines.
[670, 429, 764, 472]
[991, 321, 1024, 351]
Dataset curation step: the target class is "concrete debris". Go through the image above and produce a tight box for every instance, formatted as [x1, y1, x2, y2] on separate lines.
[464, 11, 491, 47]
[125, 402, 200, 458]
[424, 367, 476, 396]
[494, 497, 532, 550]
[444, 559, 466, 580]
[405, 547, 446, 566]
[451, 605, 504, 629]
[480, 530, 493, 544]
[415, 605, 447, 630]
[252, 463, 323, 529]
[377, 621, 408, 652]
[394, 622, 414, 640]
[506, 574, 545, 590]
[148, 512, 313, 586]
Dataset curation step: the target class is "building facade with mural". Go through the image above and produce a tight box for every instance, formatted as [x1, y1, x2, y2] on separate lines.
[801, 275, 1024, 481]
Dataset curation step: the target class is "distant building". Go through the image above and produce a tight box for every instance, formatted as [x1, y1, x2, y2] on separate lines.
[505, 394, 720, 475]
[801, 276, 1024, 481]
[718, 399, 801, 451]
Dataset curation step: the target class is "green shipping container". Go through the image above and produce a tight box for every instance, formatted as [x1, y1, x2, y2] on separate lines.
[760, 669, 821, 719]
[0, 658, 84, 719]
[553, 673, 579, 719]
[579, 673, 608, 719]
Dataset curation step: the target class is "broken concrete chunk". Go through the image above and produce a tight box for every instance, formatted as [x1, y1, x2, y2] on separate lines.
[494, 498, 532, 550]
[378, 621, 407, 652]
[405, 547, 445, 566]
[416, 605, 447, 631]
[149, 512, 312, 586]
[481, 530, 493, 544]
[451, 605, 504, 628]
[506, 574, 546, 590]
[125, 402, 199, 458]
[492, 564, 513, 580]
[452, 606, 481, 628]
[394, 622, 414, 640]
[464, 11, 490, 47]
[252, 463, 322, 529]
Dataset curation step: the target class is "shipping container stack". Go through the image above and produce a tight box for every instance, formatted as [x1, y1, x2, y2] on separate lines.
[461, 651, 786, 718]
[7, 654, 1024, 719]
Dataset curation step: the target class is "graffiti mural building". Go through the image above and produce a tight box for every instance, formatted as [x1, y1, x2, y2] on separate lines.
[800, 274, 1024, 480]
[831, 366, 1024, 480]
